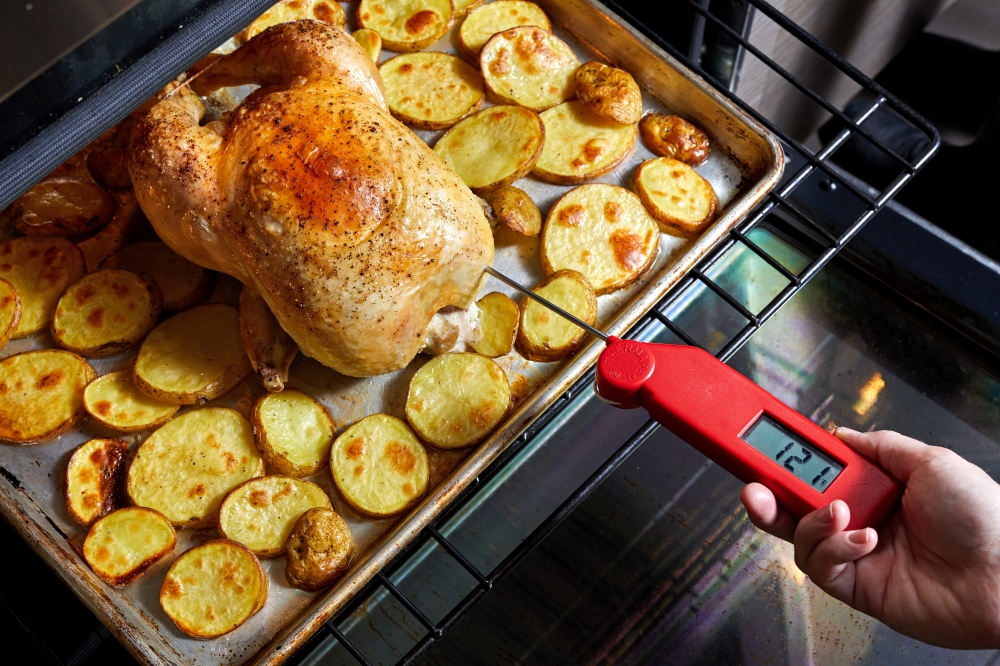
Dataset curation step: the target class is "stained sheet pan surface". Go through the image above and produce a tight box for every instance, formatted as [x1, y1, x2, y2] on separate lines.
[0, 1, 783, 664]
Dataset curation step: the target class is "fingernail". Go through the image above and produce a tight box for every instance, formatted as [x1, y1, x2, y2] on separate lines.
[818, 503, 835, 524]
[835, 427, 858, 438]
[848, 528, 871, 544]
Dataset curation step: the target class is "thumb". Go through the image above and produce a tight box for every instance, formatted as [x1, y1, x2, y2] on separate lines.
[835, 427, 934, 483]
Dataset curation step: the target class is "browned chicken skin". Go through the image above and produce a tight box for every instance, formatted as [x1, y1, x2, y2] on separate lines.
[129, 21, 493, 377]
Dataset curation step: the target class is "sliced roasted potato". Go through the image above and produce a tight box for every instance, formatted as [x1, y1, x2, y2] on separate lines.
[12, 178, 116, 237]
[357, 0, 453, 52]
[84, 507, 176, 586]
[52, 269, 162, 358]
[86, 117, 137, 191]
[635, 157, 718, 236]
[489, 185, 541, 236]
[101, 241, 214, 312]
[285, 507, 353, 592]
[380, 52, 485, 130]
[459, 0, 551, 60]
[77, 191, 147, 272]
[454, 0, 485, 15]
[0, 236, 85, 338]
[239, 285, 299, 393]
[434, 105, 544, 194]
[0, 278, 21, 349]
[126, 408, 264, 527]
[239, 0, 346, 43]
[219, 476, 332, 558]
[83, 370, 180, 432]
[134, 304, 251, 405]
[542, 184, 659, 294]
[330, 414, 429, 517]
[406, 353, 511, 449]
[533, 101, 638, 184]
[251, 390, 335, 477]
[480, 26, 578, 112]
[65, 438, 130, 527]
[160, 540, 265, 638]
[352, 28, 382, 62]
[0, 350, 96, 444]
[638, 112, 711, 166]
[575, 61, 642, 125]
[471, 292, 519, 357]
[515, 270, 597, 362]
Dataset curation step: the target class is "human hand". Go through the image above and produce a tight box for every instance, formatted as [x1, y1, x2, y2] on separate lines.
[741, 428, 1000, 648]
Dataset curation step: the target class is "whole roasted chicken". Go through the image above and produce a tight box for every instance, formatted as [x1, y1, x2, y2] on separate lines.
[129, 20, 493, 377]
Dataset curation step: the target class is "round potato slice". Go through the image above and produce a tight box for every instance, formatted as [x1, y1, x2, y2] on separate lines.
[0, 350, 96, 444]
[83, 370, 180, 432]
[76, 191, 145, 272]
[0, 236, 85, 338]
[126, 408, 264, 527]
[471, 292, 519, 357]
[575, 61, 643, 125]
[65, 438, 130, 527]
[480, 26, 578, 112]
[541, 184, 659, 294]
[352, 28, 382, 62]
[459, 0, 551, 60]
[357, 0, 454, 52]
[639, 113, 711, 166]
[52, 269, 162, 358]
[533, 101, 638, 184]
[133, 304, 251, 405]
[0, 278, 21, 349]
[285, 507, 353, 592]
[84, 507, 176, 586]
[330, 414, 429, 517]
[160, 540, 265, 638]
[489, 185, 541, 236]
[515, 269, 597, 362]
[239, 0, 346, 43]
[380, 52, 485, 130]
[454, 0, 485, 15]
[635, 157, 718, 236]
[406, 353, 511, 449]
[219, 476, 332, 558]
[251, 390, 335, 477]
[12, 178, 116, 237]
[434, 105, 544, 194]
[101, 241, 215, 312]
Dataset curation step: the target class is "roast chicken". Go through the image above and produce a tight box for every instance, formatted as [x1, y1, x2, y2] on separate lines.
[129, 20, 493, 377]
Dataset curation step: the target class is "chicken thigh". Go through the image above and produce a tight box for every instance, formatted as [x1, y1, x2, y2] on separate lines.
[129, 20, 493, 377]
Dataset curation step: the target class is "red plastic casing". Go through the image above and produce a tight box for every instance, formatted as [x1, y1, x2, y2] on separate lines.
[596, 337, 902, 530]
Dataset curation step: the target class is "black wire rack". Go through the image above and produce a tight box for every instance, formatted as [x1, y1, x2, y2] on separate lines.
[295, 1, 940, 664]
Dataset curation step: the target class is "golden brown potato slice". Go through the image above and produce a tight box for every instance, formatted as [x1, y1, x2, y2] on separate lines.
[160, 540, 265, 638]
[515, 270, 597, 362]
[126, 408, 264, 527]
[459, 0, 551, 60]
[406, 353, 511, 449]
[285, 507, 354, 592]
[489, 185, 541, 236]
[52, 269, 162, 358]
[133, 304, 251, 405]
[454, 0, 485, 15]
[635, 157, 718, 236]
[11, 178, 115, 237]
[357, 0, 453, 52]
[101, 241, 214, 312]
[575, 61, 642, 125]
[380, 52, 485, 130]
[0, 236, 85, 338]
[219, 476, 332, 558]
[471, 292, 519, 357]
[251, 389, 335, 477]
[330, 414, 429, 517]
[83, 371, 179, 432]
[86, 117, 136, 191]
[638, 113, 711, 166]
[76, 191, 147, 272]
[542, 183, 659, 294]
[0, 350, 95, 444]
[434, 105, 544, 195]
[239, 285, 299, 393]
[65, 438, 129, 527]
[533, 101, 638, 184]
[480, 26, 578, 112]
[239, 0, 346, 43]
[352, 28, 382, 62]
[0, 278, 21, 349]
[84, 507, 176, 586]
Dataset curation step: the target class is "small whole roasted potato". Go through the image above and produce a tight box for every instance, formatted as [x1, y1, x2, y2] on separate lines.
[357, 0, 454, 52]
[638, 113, 711, 166]
[0, 278, 21, 349]
[251, 389, 335, 477]
[285, 507, 354, 592]
[65, 438, 130, 527]
[575, 61, 643, 125]
[0, 236, 85, 338]
[471, 292, 519, 358]
[515, 270, 597, 362]
[84, 507, 176, 586]
[12, 178, 115, 237]
[0, 349, 96, 444]
[489, 185, 542, 237]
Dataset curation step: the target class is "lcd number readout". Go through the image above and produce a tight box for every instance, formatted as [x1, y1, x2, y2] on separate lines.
[741, 415, 844, 492]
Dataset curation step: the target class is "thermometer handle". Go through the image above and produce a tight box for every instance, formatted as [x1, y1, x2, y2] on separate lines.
[596, 338, 902, 530]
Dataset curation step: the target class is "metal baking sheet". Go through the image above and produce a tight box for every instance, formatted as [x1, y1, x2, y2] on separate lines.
[0, 1, 783, 664]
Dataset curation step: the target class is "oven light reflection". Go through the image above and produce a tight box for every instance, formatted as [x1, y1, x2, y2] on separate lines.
[853, 372, 885, 416]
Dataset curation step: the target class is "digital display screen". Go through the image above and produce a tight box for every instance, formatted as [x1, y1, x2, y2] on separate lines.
[741, 415, 844, 492]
